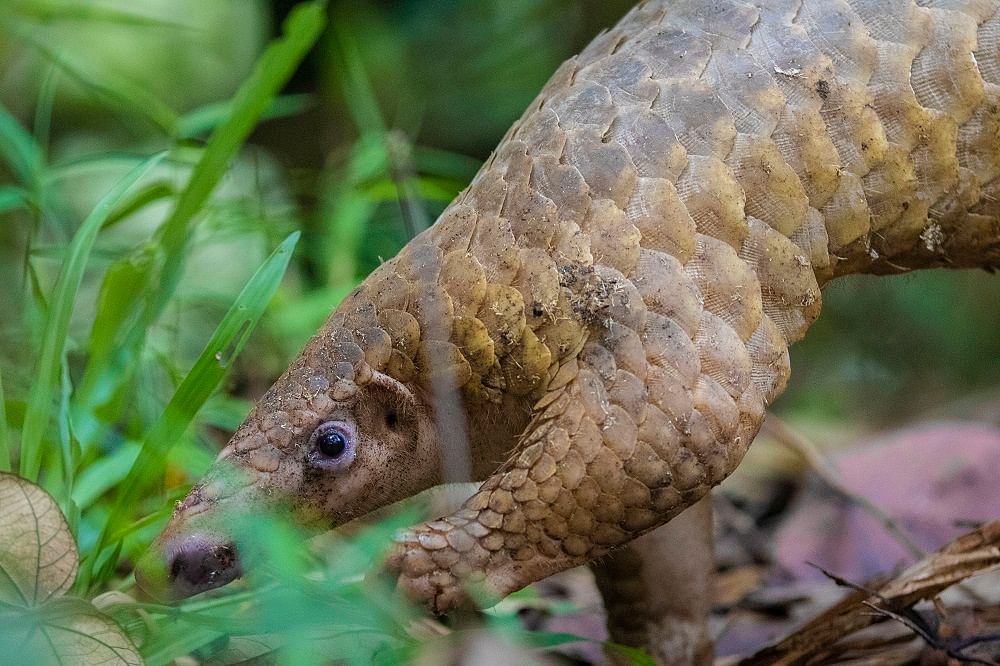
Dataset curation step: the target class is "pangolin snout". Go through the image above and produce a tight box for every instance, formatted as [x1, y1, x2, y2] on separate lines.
[136, 532, 242, 600]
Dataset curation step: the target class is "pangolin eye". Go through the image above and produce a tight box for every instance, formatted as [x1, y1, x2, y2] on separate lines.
[307, 421, 356, 471]
[317, 429, 346, 458]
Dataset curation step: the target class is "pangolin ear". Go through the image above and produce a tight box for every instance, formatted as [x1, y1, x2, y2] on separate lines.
[357, 371, 421, 433]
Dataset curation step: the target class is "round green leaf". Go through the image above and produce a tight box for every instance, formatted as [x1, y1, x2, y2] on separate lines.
[2, 599, 143, 665]
[0, 472, 78, 606]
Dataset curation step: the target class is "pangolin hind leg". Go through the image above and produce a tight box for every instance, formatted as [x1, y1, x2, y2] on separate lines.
[592, 495, 715, 666]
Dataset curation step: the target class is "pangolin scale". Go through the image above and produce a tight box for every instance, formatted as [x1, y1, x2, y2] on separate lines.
[149, 0, 1000, 616]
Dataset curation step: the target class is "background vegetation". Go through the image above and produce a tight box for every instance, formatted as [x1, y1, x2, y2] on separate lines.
[0, 0, 998, 663]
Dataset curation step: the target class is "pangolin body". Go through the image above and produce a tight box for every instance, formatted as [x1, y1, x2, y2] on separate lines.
[152, 0, 1000, 612]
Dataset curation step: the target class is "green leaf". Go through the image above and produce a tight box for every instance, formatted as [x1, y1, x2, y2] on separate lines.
[71, 442, 140, 510]
[105, 505, 175, 550]
[141, 619, 224, 666]
[0, 472, 77, 607]
[330, 16, 385, 135]
[363, 175, 462, 204]
[1, 598, 142, 665]
[320, 134, 386, 287]
[71, 243, 155, 453]
[56, 353, 80, 521]
[84, 232, 300, 586]
[202, 634, 280, 665]
[414, 146, 481, 182]
[19, 153, 165, 484]
[102, 180, 175, 230]
[45, 152, 159, 183]
[33, 65, 59, 155]
[512, 630, 589, 649]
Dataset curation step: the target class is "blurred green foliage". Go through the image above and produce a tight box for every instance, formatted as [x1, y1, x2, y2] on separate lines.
[0, 0, 998, 663]
[782, 271, 1000, 426]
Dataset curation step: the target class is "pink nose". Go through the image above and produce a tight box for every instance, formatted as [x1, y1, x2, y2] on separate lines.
[136, 533, 242, 600]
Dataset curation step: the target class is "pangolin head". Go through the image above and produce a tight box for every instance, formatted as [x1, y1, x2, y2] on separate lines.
[135, 315, 441, 600]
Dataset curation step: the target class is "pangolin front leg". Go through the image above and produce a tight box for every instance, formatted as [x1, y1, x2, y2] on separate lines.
[387, 353, 654, 612]
[384, 250, 774, 613]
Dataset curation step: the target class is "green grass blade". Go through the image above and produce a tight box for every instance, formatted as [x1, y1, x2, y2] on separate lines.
[18, 153, 166, 483]
[71, 442, 139, 510]
[82, 231, 300, 588]
[101, 180, 175, 229]
[176, 93, 314, 139]
[71, 245, 155, 451]
[45, 152, 160, 183]
[605, 642, 657, 666]
[0, 101, 43, 188]
[0, 369, 10, 472]
[320, 133, 385, 287]
[33, 65, 59, 155]
[363, 175, 462, 203]
[57, 351, 80, 515]
[142, 622, 224, 666]
[107, 501, 177, 546]
[414, 146, 481, 182]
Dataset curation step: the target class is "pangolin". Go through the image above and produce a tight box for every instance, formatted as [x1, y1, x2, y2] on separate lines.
[141, 0, 1000, 624]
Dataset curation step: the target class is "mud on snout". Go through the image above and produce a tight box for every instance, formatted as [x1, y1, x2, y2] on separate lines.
[134, 461, 285, 601]
[135, 529, 242, 600]
[134, 485, 249, 601]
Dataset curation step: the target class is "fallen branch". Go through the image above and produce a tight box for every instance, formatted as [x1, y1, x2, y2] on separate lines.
[738, 520, 1000, 664]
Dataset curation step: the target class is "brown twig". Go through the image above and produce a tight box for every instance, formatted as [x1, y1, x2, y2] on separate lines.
[738, 520, 1000, 664]
[859, 601, 998, 665]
